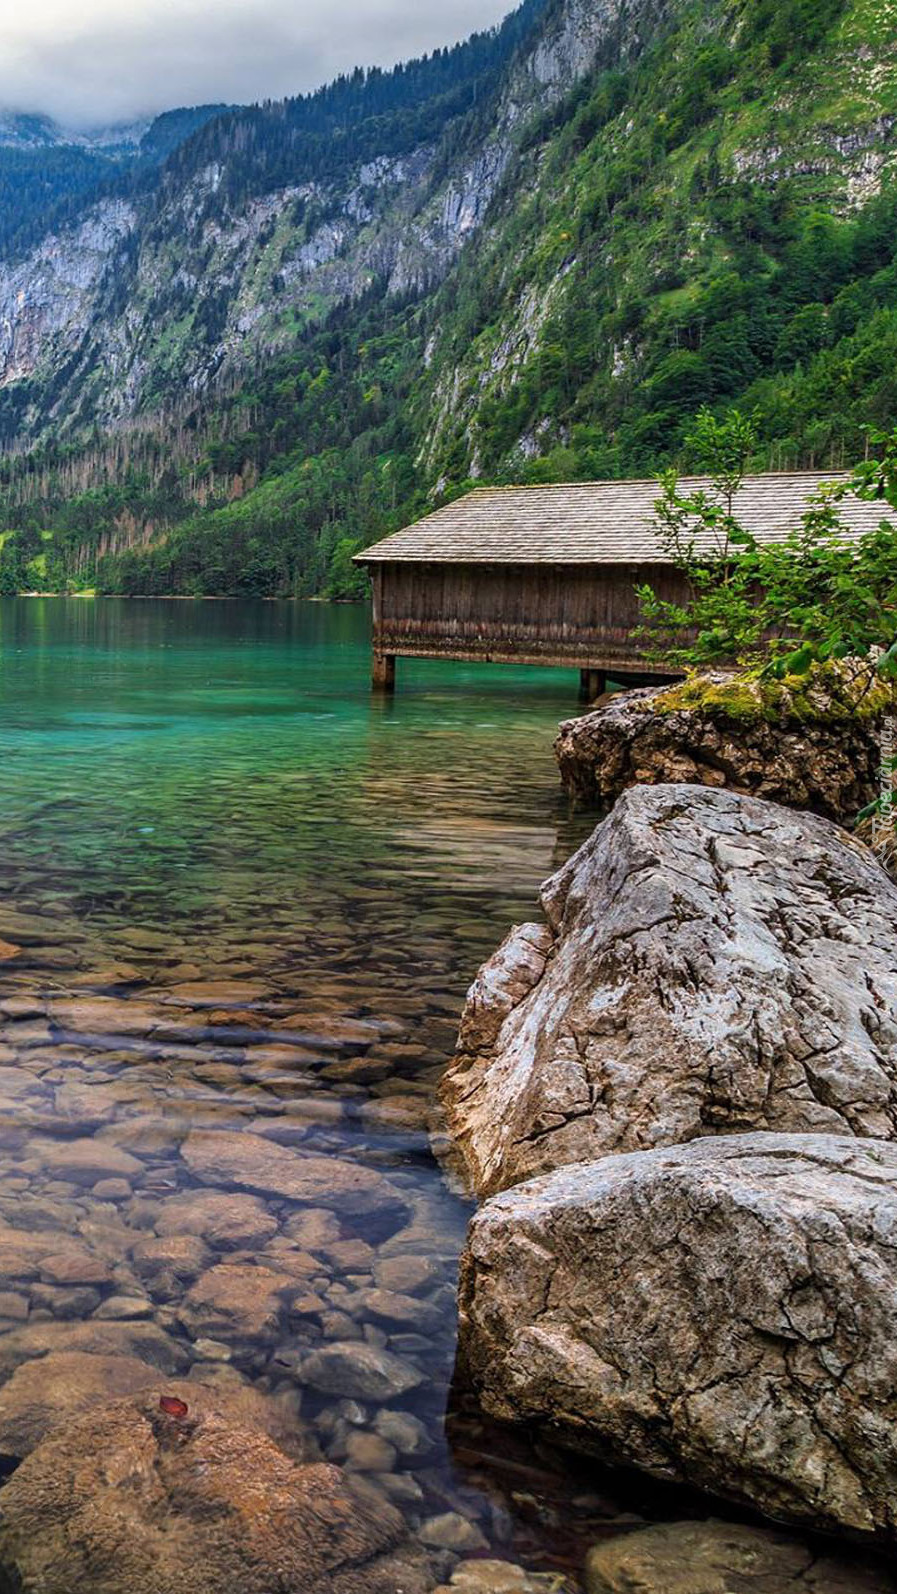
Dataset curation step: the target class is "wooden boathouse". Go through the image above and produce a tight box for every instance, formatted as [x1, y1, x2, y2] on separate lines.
[354, 474, 887, 695]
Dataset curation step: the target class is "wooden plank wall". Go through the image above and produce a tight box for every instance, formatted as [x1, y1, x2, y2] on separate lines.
[374, 561, 690, 668]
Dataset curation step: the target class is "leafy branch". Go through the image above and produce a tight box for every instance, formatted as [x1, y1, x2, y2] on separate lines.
[636, 408, 897, 680]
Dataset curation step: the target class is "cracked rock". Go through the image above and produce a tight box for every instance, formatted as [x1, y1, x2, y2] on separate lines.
[457, 1133, 897, 1540]
[442, 785, 897, 1197]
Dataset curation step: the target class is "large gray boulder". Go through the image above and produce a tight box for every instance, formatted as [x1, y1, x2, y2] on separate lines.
[456, 1134, 897, 1540]
[441, 785, 897, 1197]
[553, 666, 891, 822]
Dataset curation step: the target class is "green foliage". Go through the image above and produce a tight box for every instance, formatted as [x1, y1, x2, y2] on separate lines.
[421, 0, 897, 488]
[87, 293, 431, 598]
[0, 525, 53, 592]
[637, 410, 897, 673]
[743, 0, 848, 70]
[654, 661, 895, 723]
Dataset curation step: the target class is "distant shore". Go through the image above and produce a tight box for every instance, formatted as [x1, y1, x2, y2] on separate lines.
[10, 591, 363, 604]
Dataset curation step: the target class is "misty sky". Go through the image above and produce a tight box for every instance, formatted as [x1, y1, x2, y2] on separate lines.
[0, 0, 516, 129]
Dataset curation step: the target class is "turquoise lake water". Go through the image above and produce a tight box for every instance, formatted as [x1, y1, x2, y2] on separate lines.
[0, 597, 887, 1589]
[0, 599, 586, 931]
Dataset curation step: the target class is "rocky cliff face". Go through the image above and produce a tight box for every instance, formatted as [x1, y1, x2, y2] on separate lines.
[2, 0, 895, 546]
[0, 0, 656, 437]
[416, 0, 897, 484]
[0, 201, 136, 388]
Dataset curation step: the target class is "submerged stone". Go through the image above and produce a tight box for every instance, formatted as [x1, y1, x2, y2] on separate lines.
[92, 1178, 133, 1200]
[179, 1129, 409, 1228]
[94, 1295, 154, 1320]
[299, 1342, 424, 1401]
[343, 1429, 397, 1472]
[30, 1284, 102, 1319]
[161, 979, 274, 1004]
[0, 1228, 73, 1281]
[39, 1250, 113, 1287]
[0, 1318, 189, 1381]
[445, 1563, 536, 1593]
[372, 1255, 444, 1296]
[32, 1138, 144, 1186]
[131, 1233, 210, 1298]
[0, 1351, 160, 1460]
[418, 1513, 489, 1553]
[373, 1408, 432, 1456]
[584, 1521, 897, 1593]
[154, 1189, 278, 1249]
[359, 1287, 442, 1333]
[47, 997, 170, 1038]
[178, 1262, 296, 1340]
[0, 1392, 432, 1594]
[0, 1291, 29, 1321]
[282, 1208, 343, 1250]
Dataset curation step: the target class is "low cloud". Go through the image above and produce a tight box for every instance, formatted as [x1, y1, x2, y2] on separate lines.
[0, 0, 514, 129]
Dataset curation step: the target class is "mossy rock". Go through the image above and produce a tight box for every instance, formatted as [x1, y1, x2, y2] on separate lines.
[555, 660, 891, 820]
[654, 661, 896, 727]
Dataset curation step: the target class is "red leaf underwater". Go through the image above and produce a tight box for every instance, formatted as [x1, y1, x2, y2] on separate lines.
[159, 1396, 189, 1419]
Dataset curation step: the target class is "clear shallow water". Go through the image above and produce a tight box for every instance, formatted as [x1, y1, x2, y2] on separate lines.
[0, 598, 888, 1590]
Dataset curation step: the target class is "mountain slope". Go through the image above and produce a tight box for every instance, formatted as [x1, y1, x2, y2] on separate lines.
[0, 106, 230, 266]
[418, 0, 897, 483]
[0, 0, 895, 598]
[0, 2, 550, 438]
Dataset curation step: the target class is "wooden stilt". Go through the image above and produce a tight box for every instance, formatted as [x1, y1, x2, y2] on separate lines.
[372, 652, 396, 692]
[579, 668, 606, 703]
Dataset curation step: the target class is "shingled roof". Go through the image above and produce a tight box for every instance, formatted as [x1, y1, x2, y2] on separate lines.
[355, 474, 897, 565]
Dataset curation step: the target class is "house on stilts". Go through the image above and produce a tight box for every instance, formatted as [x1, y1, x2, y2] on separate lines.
[354, 474, 894, 696]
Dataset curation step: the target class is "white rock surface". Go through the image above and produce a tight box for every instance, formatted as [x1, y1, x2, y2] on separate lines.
[458, 1133, 897, 1539]
[443, 786, 897, 1196]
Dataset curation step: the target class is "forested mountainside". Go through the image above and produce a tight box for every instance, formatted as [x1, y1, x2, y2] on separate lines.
[0, 107, 230, 264]
[0, 0, 895, 598]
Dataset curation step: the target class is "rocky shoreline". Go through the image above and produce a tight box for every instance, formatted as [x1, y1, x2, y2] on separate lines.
[458, 1133, 897, 1536]
[444, 679, 897, 1585]
[442, 784, 897, 1196]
